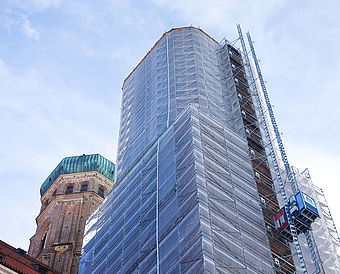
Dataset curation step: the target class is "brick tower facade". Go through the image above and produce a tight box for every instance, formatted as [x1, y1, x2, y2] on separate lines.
[28, 154, 115, 273]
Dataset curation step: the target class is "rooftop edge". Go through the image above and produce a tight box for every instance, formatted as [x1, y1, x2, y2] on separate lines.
[122, 26, 218, 88]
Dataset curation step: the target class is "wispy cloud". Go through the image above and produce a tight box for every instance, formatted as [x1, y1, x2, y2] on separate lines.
[0, 9, 39, 40]
[0, 56, 118, 247]
[20, 15, 39, 40]
[0, 58, 117, 168]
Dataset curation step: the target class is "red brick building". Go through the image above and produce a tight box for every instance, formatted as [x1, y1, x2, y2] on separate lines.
[0, 240, 57, 274]
[28, 154, 115, 273]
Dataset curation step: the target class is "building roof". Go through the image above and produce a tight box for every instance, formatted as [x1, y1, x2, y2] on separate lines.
[0, 240, 59, 274]
[40, 154, 115, 197]
[122, 26, 218, 87]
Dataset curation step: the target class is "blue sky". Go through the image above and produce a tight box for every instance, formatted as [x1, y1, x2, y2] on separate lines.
[1, 0, 339, 250]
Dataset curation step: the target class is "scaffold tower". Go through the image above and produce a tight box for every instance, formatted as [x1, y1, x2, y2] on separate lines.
[237, 24, 323, 273]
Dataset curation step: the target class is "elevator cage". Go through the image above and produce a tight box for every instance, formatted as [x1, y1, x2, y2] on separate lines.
[290, 192, 319, 234]
[274, 207, 292, 242]
[274, 192, 319, 240]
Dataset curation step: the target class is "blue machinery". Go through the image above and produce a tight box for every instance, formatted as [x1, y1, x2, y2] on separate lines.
[237, 25, 322, 273]
[274, 192, 319, 238]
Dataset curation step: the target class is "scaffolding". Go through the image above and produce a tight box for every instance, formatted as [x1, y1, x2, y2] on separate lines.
[293, 167, 340, 273]
[236, 24, 325, 273]
[79, 26, 338, 273]
[79, 27, 276, 273]
[221, 36, 296, 273]
[79, 105, 275, 273]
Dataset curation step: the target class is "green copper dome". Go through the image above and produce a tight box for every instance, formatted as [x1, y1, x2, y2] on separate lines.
[40, 154, 115, 197]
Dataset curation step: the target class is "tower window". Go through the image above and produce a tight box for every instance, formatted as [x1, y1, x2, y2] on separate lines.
[80, 185, 88, 192]
[65, 186, 73, 194]
[31, 264, 48, 274]
[41, 233, 47, 250]
[98, 187, 104, 198]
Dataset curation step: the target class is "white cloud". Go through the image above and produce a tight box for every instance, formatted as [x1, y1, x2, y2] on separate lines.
[20, 15, 39, 40]
[0, 9, 40, 40]
[0, 59, 117, 167]
[0, 57, 118, 248]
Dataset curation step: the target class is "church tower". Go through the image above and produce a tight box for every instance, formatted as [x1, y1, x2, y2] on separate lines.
[28, 154, 115, 273]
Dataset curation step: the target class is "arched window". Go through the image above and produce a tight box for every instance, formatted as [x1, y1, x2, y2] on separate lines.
[80, 184, 88, 192]
[41, 232, 47, 250]
[98, 187, 104, 198]
[65, 185, 73, 194]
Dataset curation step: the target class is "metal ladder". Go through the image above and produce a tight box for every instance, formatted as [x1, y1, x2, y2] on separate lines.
[305, 230, 323, 273]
